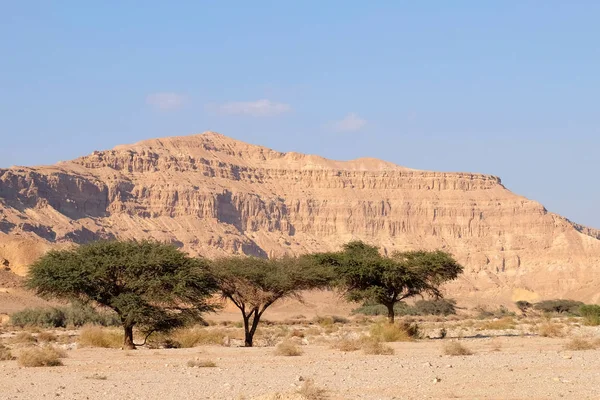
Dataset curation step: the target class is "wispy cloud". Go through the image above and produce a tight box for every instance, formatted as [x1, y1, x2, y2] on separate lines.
[214, 99, 291, 117]
[332, 113, 367, 132]
[146, 92, 187, 111]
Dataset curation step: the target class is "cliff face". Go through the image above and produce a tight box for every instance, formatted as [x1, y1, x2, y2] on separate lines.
[1, 131, 599, 302]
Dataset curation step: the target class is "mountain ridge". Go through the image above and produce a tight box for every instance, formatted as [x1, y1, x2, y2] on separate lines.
[1, 131, 598, 303]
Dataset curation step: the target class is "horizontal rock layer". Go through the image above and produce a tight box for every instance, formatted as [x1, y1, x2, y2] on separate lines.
[1, 131, 599, 303]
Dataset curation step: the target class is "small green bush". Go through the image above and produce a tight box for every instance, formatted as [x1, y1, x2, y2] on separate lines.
[580, 305, 600, 326]
[352, 299, 456, 317]
[476, 306, 515, 319]
[533, 300, 584, 316]
[10, 304, 119, 328]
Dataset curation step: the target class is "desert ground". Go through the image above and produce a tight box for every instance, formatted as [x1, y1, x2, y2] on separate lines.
[2, 305, 600, 400]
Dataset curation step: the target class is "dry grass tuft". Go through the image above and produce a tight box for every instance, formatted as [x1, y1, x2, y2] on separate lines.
[0, 343, 15, 361]
[168, 327, 227, 348]
[296, 379, 328, 400]
[78, 326, 123, 348]
[37, 331, 58, 342]
[443, 341, 473, 356]
[564, 338, 597, 351]
[330, 337, 363, 352]
[537, 323, 565, 338]
[480, 317, 516, 331]
[274, 341, 303, 356]
[370, 322, 415, 342]
[10, 332, 37, 345]
[187, 359, 217, 368]
[18, 346, 66, 367]
[362, 338, 394, 355]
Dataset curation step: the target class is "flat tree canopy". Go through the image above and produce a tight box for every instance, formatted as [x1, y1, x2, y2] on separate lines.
[211, 256, 332, 347]
[26, 240, 218, 349]
[313, 241, 463, 323]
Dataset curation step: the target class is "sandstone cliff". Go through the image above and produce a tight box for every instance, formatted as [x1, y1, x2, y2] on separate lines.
[1, 131, 599, 303]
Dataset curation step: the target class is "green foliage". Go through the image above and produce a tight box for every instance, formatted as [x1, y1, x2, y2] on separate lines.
[26, 240, 219, 348]
[10, 303, 119, 328]
[580, 304, 600, 326]
[515, 301, 532, 315]
[476, 305, 515, 319]
[313, 241, 463, 322]
[352, 298, 457, 317]
[533, 299, 584, 315]
[211, 255, 331, 347]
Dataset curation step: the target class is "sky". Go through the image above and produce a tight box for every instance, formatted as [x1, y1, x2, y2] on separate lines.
[1, 1, 598, 228]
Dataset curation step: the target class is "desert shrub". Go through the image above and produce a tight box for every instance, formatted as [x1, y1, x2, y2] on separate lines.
[296, 379, 328, 400]
[274, 341, 303, 356]
[165, 327, 227, 348]
[187, 359, 217, 368]
[10, 304, 119, 328]
[413, 299, 457, 316]
[533, 300, 584, 315]
[580, 305, 600, 326]
[476, 306, 515, 319]
[370, 321, 419, 342]
[362, 338, 394, 355]
[515, 301, 532, 315]
[330, 337, 363, 352]
[353, 299, 457, 317]
[443, 341, 473, 356]
[537, 322, 565, 338]
[37, 331, 58, 342]
[564, 338, 597, 351]
[85, 374, 108, 380]
[480, 317, 516, 330]
[10, 332, 37, 345]
[18, 346, 66, 367]
[289, 329, 305, 338]
[0, 343, 14, 361]
[78, 326, 123, 348]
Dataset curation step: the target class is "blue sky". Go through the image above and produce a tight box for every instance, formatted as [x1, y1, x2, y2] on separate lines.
[1, 2, 599, 228]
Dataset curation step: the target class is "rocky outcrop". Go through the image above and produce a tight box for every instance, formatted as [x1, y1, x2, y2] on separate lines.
[1, 131, 599, 303]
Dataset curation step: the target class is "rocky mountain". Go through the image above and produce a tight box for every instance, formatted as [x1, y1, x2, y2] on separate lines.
[1, 131, 599, 303]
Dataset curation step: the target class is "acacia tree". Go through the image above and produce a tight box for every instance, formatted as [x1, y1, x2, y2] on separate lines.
[211, 256, 332, 347]
[313, 241, 463, 323]
[26, 240, 218, 349]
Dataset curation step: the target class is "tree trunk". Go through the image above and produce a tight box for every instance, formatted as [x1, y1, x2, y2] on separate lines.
[123, 325, 136, 350]
[386, 303, 395, 324]
[243, 311, 262, 347]
[243, 314, 253, 347]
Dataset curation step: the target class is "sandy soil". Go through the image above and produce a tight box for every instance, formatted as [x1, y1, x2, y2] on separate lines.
[2, 335, 600, 400]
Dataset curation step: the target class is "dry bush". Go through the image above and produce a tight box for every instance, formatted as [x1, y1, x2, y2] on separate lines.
[0, 343, 15, 361]
[187, 359, 217, 368]
[564, 338, 597, 351]
[370, 322, 417, 342]
[443, 341, 473, 356]
[37, 331, 58, 342]
[297, 379, 328, 400]
[78, 326, 123, 348]
[168, 327, 228, 348]
[362, 338, 394, 355]
[480, 317, 516, 330]
[537, 323, 565, 338]
[18, 346, 66, 367]
[10, 332, 37, 345]
[85, 374, 107, 380]
[330, 337, 363, 352]
[289, 329, 305, 338]
[274, 341, 303, 356]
